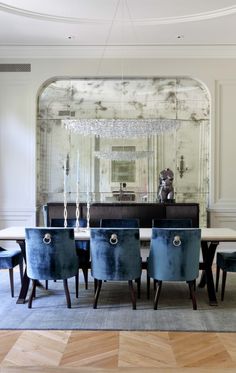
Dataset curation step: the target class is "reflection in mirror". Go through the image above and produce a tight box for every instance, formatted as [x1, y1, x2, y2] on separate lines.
[111, 146, 136, 183]
[37, 77, 210, 226]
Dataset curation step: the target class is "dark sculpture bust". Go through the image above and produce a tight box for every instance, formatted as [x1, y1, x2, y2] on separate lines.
[158, 168, 174, 203]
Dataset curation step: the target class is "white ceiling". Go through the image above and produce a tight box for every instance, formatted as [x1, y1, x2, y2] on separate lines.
[1, 0, 236, 57]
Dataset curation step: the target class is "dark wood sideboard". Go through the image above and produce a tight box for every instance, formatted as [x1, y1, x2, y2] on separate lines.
[43, 202, 199, 228]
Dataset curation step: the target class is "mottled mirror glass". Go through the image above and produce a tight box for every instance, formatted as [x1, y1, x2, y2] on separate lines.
[37, 77, 210, 226]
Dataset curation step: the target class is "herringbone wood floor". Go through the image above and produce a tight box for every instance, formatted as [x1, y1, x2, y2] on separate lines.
[0, 330, 236, 372]
[1, 266, 236, 372]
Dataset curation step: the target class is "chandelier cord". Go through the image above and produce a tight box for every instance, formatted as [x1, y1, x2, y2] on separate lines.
[96, 0, 121, 76]
[125, 0, 139, 44]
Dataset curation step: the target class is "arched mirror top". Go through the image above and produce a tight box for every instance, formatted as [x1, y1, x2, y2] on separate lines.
[38, 77, 210, 122]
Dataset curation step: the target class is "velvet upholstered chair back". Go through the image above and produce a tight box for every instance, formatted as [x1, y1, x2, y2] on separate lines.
[100, 218, 140, 228]
[147, 228, 201, 310]
[50, 218, 89, 289]
[90, 228, 142, 309]
[90, 228, 142, 281]
[152, 218, 192, 228]
[148, 228, 201, 282]
[25, 228, 78, 281]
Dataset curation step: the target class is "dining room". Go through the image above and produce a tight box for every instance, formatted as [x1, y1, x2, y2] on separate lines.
[1, 1, 236, 372]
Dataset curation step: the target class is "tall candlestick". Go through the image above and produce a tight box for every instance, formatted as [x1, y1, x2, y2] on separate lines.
[75, 180, 80, 230]
[86, 191, 90, 229]
[77, 151, 80, 184]
[87, 200, 90, 229]
[63, 159, 67, 227]
[75, 151, 80, 230]
[63, 159, 67, 194]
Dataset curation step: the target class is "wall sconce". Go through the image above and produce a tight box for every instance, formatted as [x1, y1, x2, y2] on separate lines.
[177, 155, 188, 178]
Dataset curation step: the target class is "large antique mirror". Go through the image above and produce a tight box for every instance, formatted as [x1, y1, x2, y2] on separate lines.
[37, 77, 210, 226]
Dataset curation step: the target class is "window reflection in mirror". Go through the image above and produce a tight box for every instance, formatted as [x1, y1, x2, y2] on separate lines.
[111, 146, 136, 183]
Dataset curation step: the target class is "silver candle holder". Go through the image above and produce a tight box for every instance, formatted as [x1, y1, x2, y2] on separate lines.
[75, 181, 80, 231]
[63, 159, 68, 228]
[86, 192, 90, 229]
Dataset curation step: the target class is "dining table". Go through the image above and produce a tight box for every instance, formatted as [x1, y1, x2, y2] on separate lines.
[1, 226, 236, 306]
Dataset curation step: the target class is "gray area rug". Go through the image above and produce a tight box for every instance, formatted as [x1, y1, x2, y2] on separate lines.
[1, 269, 236, 331]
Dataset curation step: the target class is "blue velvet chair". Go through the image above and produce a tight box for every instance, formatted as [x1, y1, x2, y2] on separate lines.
[147, 228, 201, 310]
[100, 218, 140, 228]
[0, 247, 23, 297]
[25, 228, 79, 308]
[100, 219, 141, 294]
[147, 218, 193, 296]
[216, 251, 236, 301]
[51, 218, 90, 290]
[152, 218, 192, 228]
[90, 228, 142, 309]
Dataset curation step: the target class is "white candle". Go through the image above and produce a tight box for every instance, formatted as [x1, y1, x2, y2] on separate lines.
[77, 151, 80, 183]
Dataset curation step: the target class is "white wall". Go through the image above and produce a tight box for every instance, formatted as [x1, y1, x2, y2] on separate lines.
[0, 57, 236, 228]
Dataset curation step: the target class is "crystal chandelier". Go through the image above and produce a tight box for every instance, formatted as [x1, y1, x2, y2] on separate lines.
[62, 118, 180, 138]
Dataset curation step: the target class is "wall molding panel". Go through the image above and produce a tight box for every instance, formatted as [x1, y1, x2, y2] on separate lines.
[0, 78, 36, 215]
[209, 210, 236, 228]
[213, 79, 236, 210]
[0, 209, 36, 228]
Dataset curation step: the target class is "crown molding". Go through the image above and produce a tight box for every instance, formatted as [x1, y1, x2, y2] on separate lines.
[1, 45, 236, 59]
[1, 3, 236, 25]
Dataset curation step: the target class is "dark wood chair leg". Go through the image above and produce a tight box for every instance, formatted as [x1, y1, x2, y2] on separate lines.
[93, 280, 102, 309]
[32, 282, 36, 298]
[188, 280, 197, 310]
[128, 280, 136, 310]
[188, 280, 197, 299]
[28, 280, 37, 308]
[221, 270, 227, 301]
[19, 257, 24, 284]
[94, 278, 98, 293]
[81, 267, 88, 289]
[147, 273, 150, 299]
[63, 279, 71, 308]
[154, 280, 162, 310]
[45, 280, 48, 290]
[216, 265, 220, 292]
[135, 278, 141, 299]
[9, 268, 14, 297]
[16, 270, 30, 304]
[75, 273, 79, 298]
